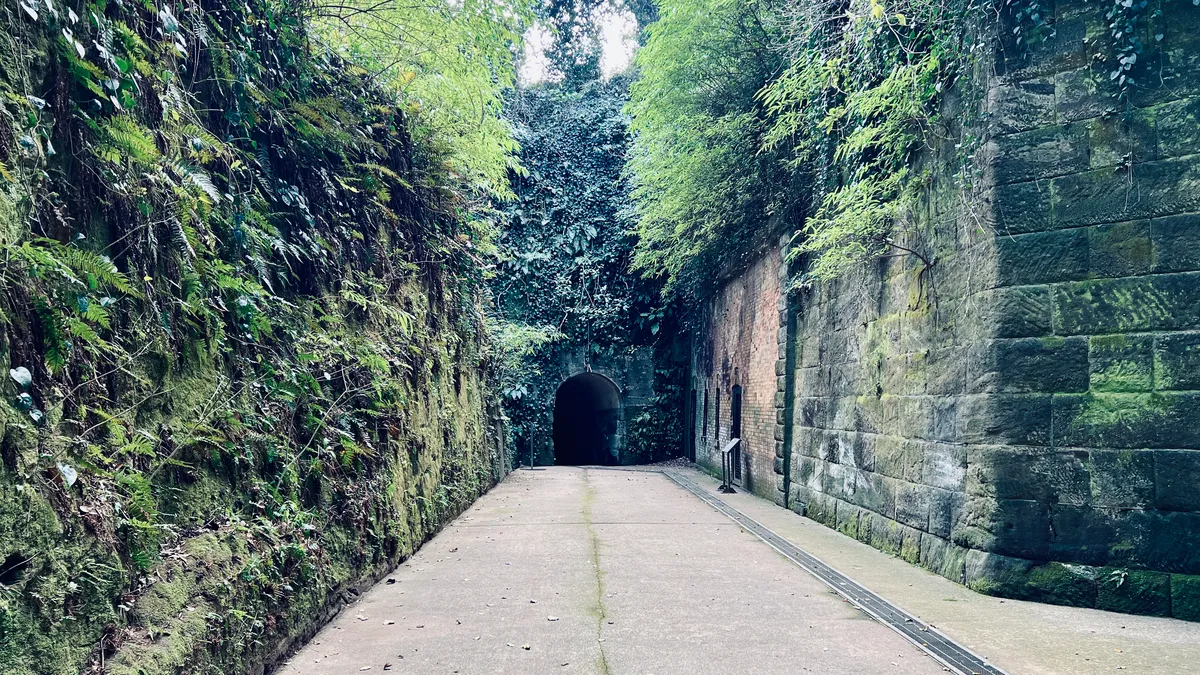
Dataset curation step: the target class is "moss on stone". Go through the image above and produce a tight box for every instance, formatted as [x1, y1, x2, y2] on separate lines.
[1096, 568, 1171, 616]
[1171, 574, 1200, 622]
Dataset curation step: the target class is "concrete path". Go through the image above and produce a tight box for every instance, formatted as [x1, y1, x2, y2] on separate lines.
[673, 466, 1200, 675]
[280, 467, 945, 674]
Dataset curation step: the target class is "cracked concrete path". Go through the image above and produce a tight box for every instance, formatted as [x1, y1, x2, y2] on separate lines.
[279, 467, 943, 675]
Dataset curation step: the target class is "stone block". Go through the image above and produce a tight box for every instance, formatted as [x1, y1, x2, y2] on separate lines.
[1154, 331, 1200, 390]
[922, 442, 966, 491]
[995, 228, 1089, 286]
[822, 461, 857, 501]
[992, 124, 1090, 185]
[995, 15, 1089, 81]
[964, 552, 1098, 608]
[919, 533, 968, 584]
[835, 501, 865, 540]
[1052, 392, 1200, 449]
[870, 513, 905, 555]
[1171, 574, 1200, 622]
[896, 482, 932, 531]
[1109, 510, 1200, 574]
[1155, 97, 1200, 159]
[1154, 450, 1200, 512]
[994, 499, 1052, 560]
[928, 488, 963, 539]
[957, 393, 1053, 445]
[1050, 504, 1114, 566]
[995, 179, 1055, 234]
[852, 471, 897, 518]
[1055, 66, 1113, 124]
[1090, 221, 1153, 278]
[797, 396, 829, 428]
[1096, 569, 1172, 617]
[1051, 157, 1200, 230]
[966, 446, 1090, 503]
[984, 336, 1091, 394]
[872, 435, 912, 481]
[1152, 214, 1200, 273]
[1052, 273, 1200, 335]
[972, 286, 1054, 338]
[1085, 112, 1158, 170]
[1086, 449, 1156, 508]
[1089, 334, 1154, 392]
[988, 78, 1057, 135]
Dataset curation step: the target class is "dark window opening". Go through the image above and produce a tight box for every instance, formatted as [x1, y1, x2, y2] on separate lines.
[688, 389, 697, 461]
[731, 385, 743, 481]
[715, 389, 721, 442]
[702, 389, 709, 438]
[552, 372, 621, 466]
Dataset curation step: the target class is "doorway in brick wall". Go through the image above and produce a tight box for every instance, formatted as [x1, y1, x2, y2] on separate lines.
[731, 385, 743, 483]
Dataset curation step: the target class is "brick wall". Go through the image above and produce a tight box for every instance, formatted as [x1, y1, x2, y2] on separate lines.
[692, 247, 783, 499]
[692, 0, 1200, 620]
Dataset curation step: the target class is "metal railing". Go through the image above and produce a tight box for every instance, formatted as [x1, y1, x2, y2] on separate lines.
[719, 437, 740, 493]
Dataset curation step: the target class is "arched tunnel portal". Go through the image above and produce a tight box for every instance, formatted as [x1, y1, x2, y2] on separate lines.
[552, 372, 621, 465]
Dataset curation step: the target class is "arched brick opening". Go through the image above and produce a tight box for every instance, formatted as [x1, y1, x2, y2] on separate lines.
[552, 372, 621, 465]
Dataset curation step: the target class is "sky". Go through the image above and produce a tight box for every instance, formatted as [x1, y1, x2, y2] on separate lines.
[519, 7, 639, 85]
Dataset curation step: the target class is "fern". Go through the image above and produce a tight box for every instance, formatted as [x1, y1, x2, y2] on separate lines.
[96, 116, 160, 166]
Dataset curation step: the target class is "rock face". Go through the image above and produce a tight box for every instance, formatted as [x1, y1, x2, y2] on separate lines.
[691, 0, 1200, 619]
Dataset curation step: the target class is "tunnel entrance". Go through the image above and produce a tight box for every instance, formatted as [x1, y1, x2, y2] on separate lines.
[552, 372, 621, 465]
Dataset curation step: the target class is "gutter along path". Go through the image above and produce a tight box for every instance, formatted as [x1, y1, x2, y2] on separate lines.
[279, 465, 1200, 674]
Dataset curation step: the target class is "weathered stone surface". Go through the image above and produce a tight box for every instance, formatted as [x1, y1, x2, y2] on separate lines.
[1051, 158, 1200, 230]
[991, 125, 1090, 185]
[969, 337, 1089, 394]
[1152, 214, 1200, 273]
[1052, 272, 1200, 335]
[994, 179, 1055, 234]
[988, 78, 1057, 135]
[957, 394, 1052, 445]
[1153, 331, 1200, 390]
[1049, 504, 1115, 566]
[1086, 450, 1157, 508]
[1171, 575, 1200, 622]
[973, 286, 1054, 338]
[995, 227, 1089, 286]
[1156, 98, 1200, 159]
[1096, 569, 1172, 616]
[1089, 334, 1154, 392]
[1154, 450, 1200, 512]
[1090, 221, 1153, 278]
[1052, 392, 1200, 449]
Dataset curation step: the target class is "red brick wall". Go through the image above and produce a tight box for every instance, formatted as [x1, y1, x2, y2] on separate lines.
[693, 247, 782, 499]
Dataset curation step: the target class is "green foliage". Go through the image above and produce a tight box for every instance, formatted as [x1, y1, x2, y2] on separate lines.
[625, 0, 794, 300]
[760, 0, 964, 283]
[311, 0, 531, 202]
[491, 77, 683, 461]
[629, 0, 1196, 293]
[0, 0, 515, 672]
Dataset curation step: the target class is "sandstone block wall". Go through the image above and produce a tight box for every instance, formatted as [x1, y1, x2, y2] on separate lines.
[693, 0, 1200, 620]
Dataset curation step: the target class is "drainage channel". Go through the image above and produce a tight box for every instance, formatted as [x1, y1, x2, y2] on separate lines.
[661, 469, 1007, 675]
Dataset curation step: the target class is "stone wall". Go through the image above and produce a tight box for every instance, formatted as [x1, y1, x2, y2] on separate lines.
[692, 0, 1200, 620]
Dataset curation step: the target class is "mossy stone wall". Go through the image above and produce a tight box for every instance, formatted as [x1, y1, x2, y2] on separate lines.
[728, 0, 1200, 620]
